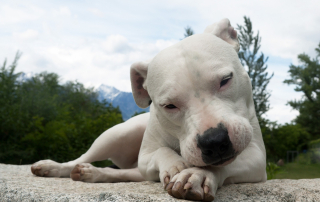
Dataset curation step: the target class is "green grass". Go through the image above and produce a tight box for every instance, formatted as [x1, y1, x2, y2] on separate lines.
[273, 163, 320, 179]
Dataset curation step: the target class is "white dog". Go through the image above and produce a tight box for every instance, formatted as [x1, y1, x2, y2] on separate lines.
[31, 18, 267, 201]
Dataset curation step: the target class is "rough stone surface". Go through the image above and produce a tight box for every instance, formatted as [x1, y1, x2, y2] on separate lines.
[0, 164, 319, 202]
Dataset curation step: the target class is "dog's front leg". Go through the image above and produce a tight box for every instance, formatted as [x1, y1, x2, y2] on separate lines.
[138, 146, 191, 187]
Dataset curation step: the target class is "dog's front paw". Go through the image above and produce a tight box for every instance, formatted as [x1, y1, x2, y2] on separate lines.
[159, 160, 191, 189]
[165, 167, 218, 201]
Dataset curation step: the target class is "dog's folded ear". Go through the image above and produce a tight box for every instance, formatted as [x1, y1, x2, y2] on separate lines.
[204, 18, 240, 52]
[130, 60, 152, 108]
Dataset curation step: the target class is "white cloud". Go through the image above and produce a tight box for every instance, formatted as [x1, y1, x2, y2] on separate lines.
[7, 33, 176, 92]
[13, 29, 39, 40]
[0, 5, 44, 25]
[265, 104, 299, 124]
[59, 6, 71, 16]
[265, 65, 303, 124]
[103, 35, 132, 53]
[88, 8, 104, 17]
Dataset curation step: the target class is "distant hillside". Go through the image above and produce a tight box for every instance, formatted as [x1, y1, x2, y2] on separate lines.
[97, 85, 149, 120]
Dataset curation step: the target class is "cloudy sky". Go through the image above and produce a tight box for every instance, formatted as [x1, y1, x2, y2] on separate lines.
[1, 0, 320, 124]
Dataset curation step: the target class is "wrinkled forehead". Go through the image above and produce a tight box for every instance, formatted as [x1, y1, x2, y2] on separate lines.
[153, 34, 238, 69]
[147, 34, 240, 87]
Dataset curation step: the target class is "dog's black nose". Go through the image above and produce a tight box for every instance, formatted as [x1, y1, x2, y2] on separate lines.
[197, 123, 235, 165]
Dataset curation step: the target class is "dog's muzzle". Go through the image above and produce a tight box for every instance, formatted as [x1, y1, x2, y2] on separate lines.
[197, 123, 235, 166]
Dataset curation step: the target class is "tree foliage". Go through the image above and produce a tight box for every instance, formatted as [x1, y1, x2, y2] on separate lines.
[263, 123, 310, 161]
[0, 53, 123, 165]
[284, 42, 320, 139]
[237, 16, 274, 122]
[184, 26, 194, 38]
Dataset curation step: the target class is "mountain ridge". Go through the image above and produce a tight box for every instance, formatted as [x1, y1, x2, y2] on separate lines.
[97, 84, 149, 120]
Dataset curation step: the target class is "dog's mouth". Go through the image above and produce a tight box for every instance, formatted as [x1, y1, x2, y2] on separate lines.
[200, 149, 238, 167]
[204, 151, 239, 167]
[210, 155, 235, 166]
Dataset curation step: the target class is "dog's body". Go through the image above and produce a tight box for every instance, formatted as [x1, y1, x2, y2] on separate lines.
[31, 19, 267, 201]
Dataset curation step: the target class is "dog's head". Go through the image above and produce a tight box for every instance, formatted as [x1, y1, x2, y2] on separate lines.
[130, 19, 256, 167]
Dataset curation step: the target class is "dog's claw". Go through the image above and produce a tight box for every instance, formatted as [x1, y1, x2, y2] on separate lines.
[184, 182, 192, 190]
[204, 185, 209, 194]
[204, 193, 214, 202]
[185, 189, 202, 201]
[172, 181, 182, 191]
[165, 182, 174, 191]
[164, 176, 170, 184]
[203, 185, 214, 201]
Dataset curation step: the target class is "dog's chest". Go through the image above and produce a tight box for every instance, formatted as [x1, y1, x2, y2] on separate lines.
[162, 134, 180, 153]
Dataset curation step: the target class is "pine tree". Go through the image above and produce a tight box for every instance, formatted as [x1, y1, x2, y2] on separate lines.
[283, 42, 320, 139]
[237, 16, 274, 122]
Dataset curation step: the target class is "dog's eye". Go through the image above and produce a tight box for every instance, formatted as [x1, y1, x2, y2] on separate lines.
[165, 104, 177, 109]
[220, 78, 230, 87]
[220, 73, 233, 88]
